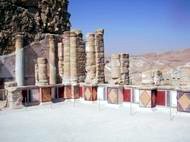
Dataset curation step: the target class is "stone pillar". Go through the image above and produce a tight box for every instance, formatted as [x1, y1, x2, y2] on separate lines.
[110, 54, 121, 84]
[78, 39, 86, 82]
[95, 29, 105, 83]
[85, 33, 96, 84]
[35, 64, 39, 85]
[15, 34, 24, 86]
[120, 53, 130, 85]
[73, 30, 86, 82]
[62, 31, 70, 84]
[37, 58, 48, 85]
[48, 35, 57, 85]
[153, 70, 162, 86]
[58, 42, 64, 82]
[70, 31, 78, 83]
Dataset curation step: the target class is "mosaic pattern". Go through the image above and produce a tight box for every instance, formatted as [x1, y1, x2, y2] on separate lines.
[139, 90, 156, 108]
[177, 92, 190, 112]
[84, 86, 97, 101]
[107, 87, 123, 104]
[108, 88, 118, 104]
[85, 88, 91, 100]
[140, 90, 151, 107]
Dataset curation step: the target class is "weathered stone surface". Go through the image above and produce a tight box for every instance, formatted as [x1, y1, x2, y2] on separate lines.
[36, 57, 48, 85]
[58, 42, 63, 82]
[120, 53, 130, 85]
[110, 53, 130, 85]
[70, 31, 78, 83]
[110, 54, 121, 84]
[85, 33, 96, 84]
[5, 86, 23, 109]
[48, 34, 57, 85]
[0, 0, 70, 55]
[62, 31, 70, 84]
[95, 29, 105, 83]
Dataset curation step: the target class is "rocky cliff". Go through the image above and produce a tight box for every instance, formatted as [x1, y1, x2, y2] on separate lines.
[0, 0, 70, 55]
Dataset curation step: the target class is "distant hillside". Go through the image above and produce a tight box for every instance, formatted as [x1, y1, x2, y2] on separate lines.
[105, 48, 190, 85]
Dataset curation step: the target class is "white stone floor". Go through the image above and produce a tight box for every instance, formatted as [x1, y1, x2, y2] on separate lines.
[0, 100, 190, 142]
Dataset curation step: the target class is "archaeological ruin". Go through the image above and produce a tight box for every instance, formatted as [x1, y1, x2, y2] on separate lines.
[0, 0, 190, 115]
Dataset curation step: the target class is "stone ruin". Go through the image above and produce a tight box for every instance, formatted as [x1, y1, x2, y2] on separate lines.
[0, 29, 110, 86]
[1, 1, 190, 116]
[110, 53, 130, 85]
[0, 0, 132, 109]
[85, 29, 105, 84]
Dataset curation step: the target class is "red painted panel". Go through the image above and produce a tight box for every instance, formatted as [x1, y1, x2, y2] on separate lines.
[157, 90, 165, 106]
[79, 86, 83, 98]
[123, 89, 131, 102]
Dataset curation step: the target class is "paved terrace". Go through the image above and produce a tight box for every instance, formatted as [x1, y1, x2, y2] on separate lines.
[0, 101, 190, 142]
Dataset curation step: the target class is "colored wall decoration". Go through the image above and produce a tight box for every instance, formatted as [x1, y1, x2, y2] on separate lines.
[123, 87, 132, 102]
[41, 87, 52, 102]
[156, 90, 166, 106]
[177, 91, 190, 112]
[139, 89, 156, 108]
[107, 87, 123, 104]
[84, 85, 97, 101]
[64, 85, 72, 99]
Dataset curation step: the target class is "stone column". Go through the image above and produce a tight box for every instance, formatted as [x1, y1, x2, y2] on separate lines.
[62, 31, 70, 84]
[78, 39, 86, 82]
[85, 33, 96, 84]
[120, 53, 130, 85]
[58, 42, 63, 82]
[37, 58, 48, 85]
[70, 31, 78, 83]
[73, 30, 86, 82]
[48, 34, 57, 85]
[110, 54, 121, 84]
[15, 34, 24, 86]
[35, 64, 39, 85]
[95, 29, 105, 83]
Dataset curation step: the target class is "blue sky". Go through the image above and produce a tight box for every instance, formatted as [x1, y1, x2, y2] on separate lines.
[69, 0, 190, 55]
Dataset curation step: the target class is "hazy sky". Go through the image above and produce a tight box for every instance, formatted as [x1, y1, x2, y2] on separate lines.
[69, 0, 190, 55]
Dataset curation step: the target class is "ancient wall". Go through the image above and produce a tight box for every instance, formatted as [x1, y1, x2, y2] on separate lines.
[0, 35, 52, 86]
